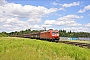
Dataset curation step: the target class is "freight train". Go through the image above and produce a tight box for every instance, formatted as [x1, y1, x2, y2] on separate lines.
[21, 29, 60, 42]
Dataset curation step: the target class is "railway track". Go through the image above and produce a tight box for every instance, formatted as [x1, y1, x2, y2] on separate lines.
[59, 41, 90, 49]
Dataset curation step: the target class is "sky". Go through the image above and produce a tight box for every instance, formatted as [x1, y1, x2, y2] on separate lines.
[0, 0, 90, 32]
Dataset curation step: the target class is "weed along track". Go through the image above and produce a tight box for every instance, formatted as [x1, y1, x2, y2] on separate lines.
[59, 41, 90, 49]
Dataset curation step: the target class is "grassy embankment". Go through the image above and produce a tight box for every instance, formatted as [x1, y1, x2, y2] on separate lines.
[0, 37, 90, 60]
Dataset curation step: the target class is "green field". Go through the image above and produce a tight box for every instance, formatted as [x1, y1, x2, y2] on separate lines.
[0, 37, 90, 60]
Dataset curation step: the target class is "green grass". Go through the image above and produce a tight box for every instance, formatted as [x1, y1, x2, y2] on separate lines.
[0, 37, 90, 60]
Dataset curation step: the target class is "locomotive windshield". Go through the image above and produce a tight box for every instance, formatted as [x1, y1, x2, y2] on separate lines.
[52, 32, 58, 34]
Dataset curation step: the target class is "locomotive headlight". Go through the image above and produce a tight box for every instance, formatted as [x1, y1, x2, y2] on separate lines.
[57, 34, 59, 36]
[52, 35, 55, 36]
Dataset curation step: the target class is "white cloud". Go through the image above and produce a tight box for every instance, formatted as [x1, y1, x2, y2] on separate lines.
[59, 8, 65, 10]
[41, 24, 54, 30]
[56, 20, 82, 27]
[56, 14, 83, 26]
[78, 5, 90, 13]
[67, 22, 82, 27]
[0, 3, 58, 23]
[52, 2, 58, 6]
[64, 14, 83, 19]
[27, 18, 41, 23]
[0, 0, 7, 5]
[0, 1, 58, 32]
[61, 2, 80, 8]
[1, 17, 29, 28]
[85, 23, 90, 27]
[0, 17, 42, 32]
[58, 14, 83, 21]
[44, 14, 83, 27]
[63, 27, 89, 32]
[51, 1, 80, 11]
[41, 24, 51, 27]
[33, 25, 42, 29]
[78, 9, 85, 13]
[2, 3, 57, 18]
[44, 20, 56, 25]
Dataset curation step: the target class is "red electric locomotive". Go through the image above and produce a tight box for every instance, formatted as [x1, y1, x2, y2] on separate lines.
[40, 29, 60, 42]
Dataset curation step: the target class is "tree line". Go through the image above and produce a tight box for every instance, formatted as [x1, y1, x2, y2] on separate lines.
[59, 30, 90, 38]
[0, 29, 90, 38]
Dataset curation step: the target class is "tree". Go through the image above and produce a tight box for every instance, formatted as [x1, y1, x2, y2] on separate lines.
[0, 31, 8, 37]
